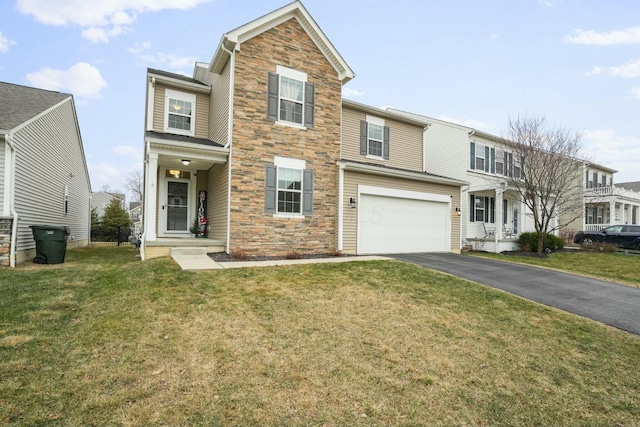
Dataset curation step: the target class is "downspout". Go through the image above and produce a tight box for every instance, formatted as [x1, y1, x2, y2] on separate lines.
[222, 43, 235, 254]
[5, 133, 18, 268]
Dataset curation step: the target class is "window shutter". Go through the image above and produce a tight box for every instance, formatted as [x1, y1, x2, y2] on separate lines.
[504, 152, 508, 175]
[490, 148, 495, 174]
[383, 126, 390, 160]
[503, 199, 508, 224]
[470, 195, 475, 222]
[304, 82, 315, 128]
[508, 152, 513, 177]
[484, 146, 490, 172]
[302, 169, 313, 216]
[470, 142, 475, 169]
[265, 165, 277, 213]
[490, 197, 495, 223]
[267, 72, 279, 121]
[360, 121, 368, 155]
[484, 197, 489, 222]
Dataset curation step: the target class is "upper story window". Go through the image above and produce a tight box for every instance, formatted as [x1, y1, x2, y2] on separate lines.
[494, 148, 504, 175]
[470, 142, 489, 172]
[267, 66, 315, 128]
[360, 116, 390, 160]
[165, 89, 196, 136]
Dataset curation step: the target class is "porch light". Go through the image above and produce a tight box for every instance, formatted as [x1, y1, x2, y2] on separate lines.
[181, 159, 191, 166]
[169, 169, 181, 178]
[349, 197, 357, 208]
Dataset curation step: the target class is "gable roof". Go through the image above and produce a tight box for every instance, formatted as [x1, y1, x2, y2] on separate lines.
[209, 0, 355, 84]
[617, 181, 640, 191]
[0, 81, 70, 131]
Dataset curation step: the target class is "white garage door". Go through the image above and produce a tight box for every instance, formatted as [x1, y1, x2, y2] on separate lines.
[358, 193, 449, 254]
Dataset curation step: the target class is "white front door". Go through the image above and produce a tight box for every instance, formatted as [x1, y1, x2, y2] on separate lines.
[159, 168, 195, 237]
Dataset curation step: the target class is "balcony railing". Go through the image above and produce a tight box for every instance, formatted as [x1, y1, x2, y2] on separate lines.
[584, 186, 616, 197]
[585, 224, 607, 232]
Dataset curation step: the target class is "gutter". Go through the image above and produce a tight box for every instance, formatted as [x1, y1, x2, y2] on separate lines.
[4, 132, 18, 268]
[223, 43, 235, 254]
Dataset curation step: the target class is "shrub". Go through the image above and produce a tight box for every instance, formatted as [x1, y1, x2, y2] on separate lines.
[230, 249, 250, 260]
[517, 232, 564, 253]
[285, 251, 303, 260]
[559, 228, 576, 245]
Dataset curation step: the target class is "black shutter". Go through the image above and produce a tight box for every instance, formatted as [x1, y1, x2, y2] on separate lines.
[267, 72, 279, 121]
[508, 152, 513, 177]
[470, 195, 475, 222]
[383, 126, 390, 160]
[360, 121, 368, 155]
[490, 148, 495, 174]
[304, 82, 314, 128]
[504, 152, 508, 175]
[470, 142, 475, 169]
[490, 197, 495, 223]
[484, 197, 489, 222]
[484, 146, 490, 172]
[265, 165, 277, 213]
[302, 169, 313, 216]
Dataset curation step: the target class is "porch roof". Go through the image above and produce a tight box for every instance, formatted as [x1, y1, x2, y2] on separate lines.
[338, 159, 468, 187]
[145, 131, 224, 148]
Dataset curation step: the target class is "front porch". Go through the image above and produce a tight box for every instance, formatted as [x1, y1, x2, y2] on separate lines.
[467, 237, 520, 253]
[143, 237, 225, 259]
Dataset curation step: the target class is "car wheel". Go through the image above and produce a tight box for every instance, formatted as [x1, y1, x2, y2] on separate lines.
[581, 236, 597, 246]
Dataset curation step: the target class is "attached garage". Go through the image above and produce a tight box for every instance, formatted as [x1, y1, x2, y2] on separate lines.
[357, 186, 451, 254]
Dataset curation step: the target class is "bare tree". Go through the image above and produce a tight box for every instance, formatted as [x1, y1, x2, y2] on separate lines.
[505, 116, 585, 254]
[125, 169, 143, 203]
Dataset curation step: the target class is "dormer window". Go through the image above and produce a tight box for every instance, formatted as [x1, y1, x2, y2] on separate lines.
[165, 89, 196, 136]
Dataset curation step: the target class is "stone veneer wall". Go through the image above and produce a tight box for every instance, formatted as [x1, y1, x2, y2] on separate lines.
[0, 217, 12, 266]
[229, 18, 342, 256]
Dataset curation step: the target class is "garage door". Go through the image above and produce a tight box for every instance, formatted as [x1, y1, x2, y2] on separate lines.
[358, 193, 449, 254]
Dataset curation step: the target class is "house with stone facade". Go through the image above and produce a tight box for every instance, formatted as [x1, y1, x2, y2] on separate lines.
[0, 81, 91, 266]
[140, 1, 466, 260]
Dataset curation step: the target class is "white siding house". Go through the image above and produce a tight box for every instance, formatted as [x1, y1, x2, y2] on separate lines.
[0, 82, 91, 266]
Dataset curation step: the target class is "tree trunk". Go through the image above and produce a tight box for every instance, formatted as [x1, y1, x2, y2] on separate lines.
[537, 234, 545, 255]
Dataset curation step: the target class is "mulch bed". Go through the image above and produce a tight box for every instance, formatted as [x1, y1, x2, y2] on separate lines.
[208, 252, 354, 262]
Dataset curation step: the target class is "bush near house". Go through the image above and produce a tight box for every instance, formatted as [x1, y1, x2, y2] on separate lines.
[517, 232, 564, 252]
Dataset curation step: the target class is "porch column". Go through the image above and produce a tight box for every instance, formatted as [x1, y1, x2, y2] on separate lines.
[619, 203, 626, 224]
[145, 153, 159, 241]
[635, 205, 640, 225]
[494, 187, 504, 253]
[610, 200, 616, 224]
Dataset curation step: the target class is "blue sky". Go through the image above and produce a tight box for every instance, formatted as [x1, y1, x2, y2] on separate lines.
[1, 0, 639, 201]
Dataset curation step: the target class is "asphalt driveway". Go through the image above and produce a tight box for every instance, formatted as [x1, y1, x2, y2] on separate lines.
[389, 252, 640, 336]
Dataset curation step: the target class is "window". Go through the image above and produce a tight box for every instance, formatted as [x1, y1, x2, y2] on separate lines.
[495, 149, 504, 175]
[470, 142, 489, 172]
[267, 66, 314, 128]
[359, 117, 390, 159]
[470, 195, 495, 223]
[265, 157, 313, 216]
[474, 196, 485, 222]
[165, 89, 196, 136]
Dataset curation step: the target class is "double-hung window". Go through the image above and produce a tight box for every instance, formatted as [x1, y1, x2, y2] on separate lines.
[265, 157, 313, 216]
[165, 89, 196, 136]
[360, 116, 390, 159]
[494, 148, 504, 175]
[470, 142, 489, 172]
[267, 66, 315, 128]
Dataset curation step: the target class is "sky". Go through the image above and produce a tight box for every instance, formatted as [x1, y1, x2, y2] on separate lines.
[1, 0, 639, 203]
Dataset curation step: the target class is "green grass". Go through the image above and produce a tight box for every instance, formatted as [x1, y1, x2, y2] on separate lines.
[1, 246, 640, 426]
[470, 250, 640, 288]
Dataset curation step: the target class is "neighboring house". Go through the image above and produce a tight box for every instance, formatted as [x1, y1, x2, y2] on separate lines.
[128, 202, 142, 234]
[91, 191, 125, 219]
[583, 175, 640, 231]
[0, 81, 91, 266]
[140, 1, 466, 260]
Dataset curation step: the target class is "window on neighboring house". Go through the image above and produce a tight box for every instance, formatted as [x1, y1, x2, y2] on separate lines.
[601, 175, 607, 187]
[360, 116, 390, 159]
[267, 66, 314, 128]
[597, 206, 603, 224]
[470, 142, 490, 172]
[265, 157, 313, 216]
[470, 195, 495, 223]
[495, 149, 504, 175]
[165, 89, 196, 136]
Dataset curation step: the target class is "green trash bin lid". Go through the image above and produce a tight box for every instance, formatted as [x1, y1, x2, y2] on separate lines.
[29, 225, 70, 232]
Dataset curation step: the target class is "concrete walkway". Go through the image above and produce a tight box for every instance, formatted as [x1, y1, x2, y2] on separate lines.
[171, 251, 389, 271]
[389, 252, 640, 336]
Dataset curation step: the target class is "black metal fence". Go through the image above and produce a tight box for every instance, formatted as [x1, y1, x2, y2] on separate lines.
[91, 225, 132, 246]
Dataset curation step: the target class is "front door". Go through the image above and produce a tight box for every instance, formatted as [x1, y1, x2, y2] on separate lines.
[159, 168, 194, 237]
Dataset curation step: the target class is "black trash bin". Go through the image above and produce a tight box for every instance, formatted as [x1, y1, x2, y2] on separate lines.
[29, 225, 70, 264]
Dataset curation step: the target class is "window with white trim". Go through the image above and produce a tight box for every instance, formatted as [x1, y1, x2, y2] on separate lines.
[265, 157, 313, 216]
[267, 66, 314, 128]
[360, 116, 390, 160]
[495, 148, 504, 175]
[277, 167, 302, 213]
[470, 142, 489, 172]
[164, 89, 196, 136]
[474, 196, 485, 222]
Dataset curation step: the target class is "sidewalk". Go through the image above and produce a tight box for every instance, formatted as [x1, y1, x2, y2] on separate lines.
[171, 253, 389, 271]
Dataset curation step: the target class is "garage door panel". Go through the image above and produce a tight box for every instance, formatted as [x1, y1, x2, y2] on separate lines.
[359, 194, 448, 254]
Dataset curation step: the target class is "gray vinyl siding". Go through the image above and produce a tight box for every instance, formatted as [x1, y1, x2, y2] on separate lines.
[12, 99, 91, 251]
[0, 140, 5, 214]
[341, 106, 423, 172]
[343, 170, 461, 253]
[207, 162, 229, 242]
[152, 83, 210, 139]
[422, 120, 469, 181]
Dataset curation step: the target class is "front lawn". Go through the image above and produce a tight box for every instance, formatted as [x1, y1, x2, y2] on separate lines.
[470, 250, 640, 288]
[1, 246, 639, 426]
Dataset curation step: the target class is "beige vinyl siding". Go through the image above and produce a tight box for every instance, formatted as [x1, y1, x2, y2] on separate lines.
[12, 99, 91, 251]
[0, 140, 5, 214]
[423, 121, 469, 181]
[342, 106, 424, 171]
[152, 84, 210, 139]
[207, 162, 229, 242]
[204, 61, 231, 145]
[342, 170, 460, 253]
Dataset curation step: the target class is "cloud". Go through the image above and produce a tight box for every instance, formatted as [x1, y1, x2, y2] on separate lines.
[114, 144, 142, 158]
[588, 59, 640, 78]
[583, 129, 640, 182]
[26, 62, 107, 99]
[489, 33, 499, 40]
[16, 0, 213, 43]
[129, 43, 196, 73]
[438, 115, 495, 133]
[0, 31, 17, 53]
[342, 87, 365, 98]
[631, 86, 640, 99]
[565, 27, 640, 45]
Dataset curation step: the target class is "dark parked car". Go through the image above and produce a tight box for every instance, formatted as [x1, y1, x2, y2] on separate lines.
[574, 225, 640, 250]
